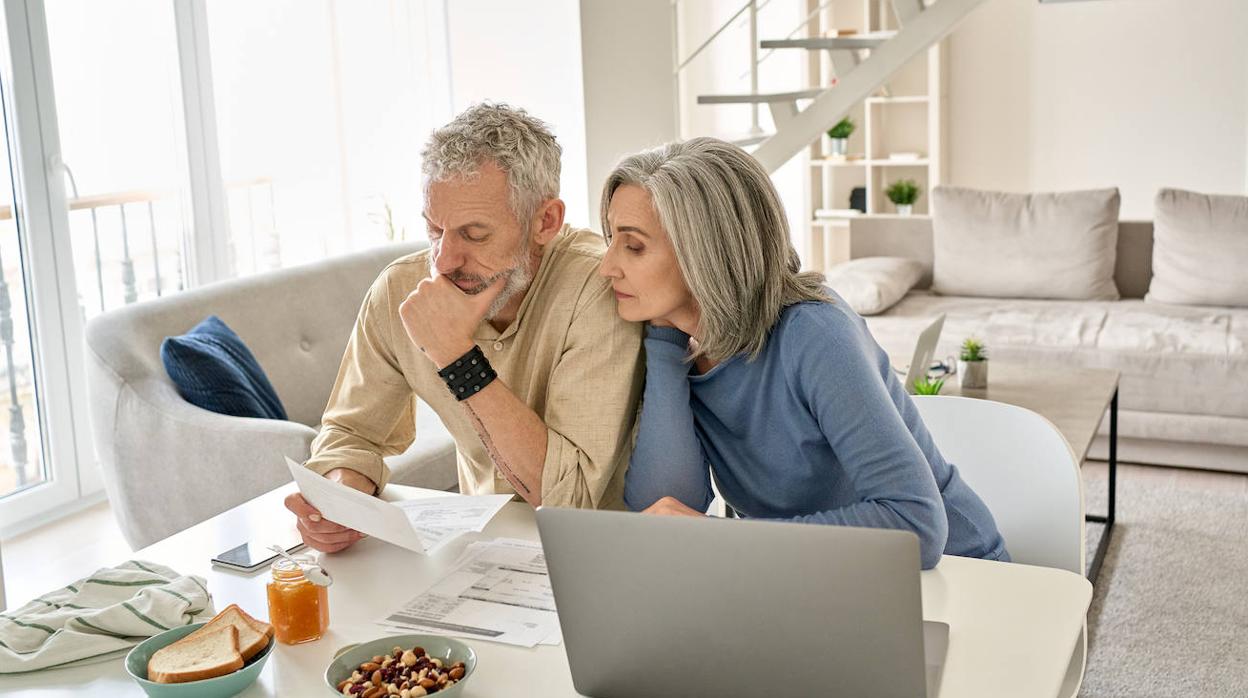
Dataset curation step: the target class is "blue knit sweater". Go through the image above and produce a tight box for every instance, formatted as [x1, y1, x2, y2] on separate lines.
[625, 294, 1009, 569]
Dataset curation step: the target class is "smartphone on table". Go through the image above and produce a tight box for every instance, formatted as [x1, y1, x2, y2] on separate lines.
[211, 529, 306, 573]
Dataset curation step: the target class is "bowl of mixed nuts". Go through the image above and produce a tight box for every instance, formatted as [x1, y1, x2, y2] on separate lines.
[324, 634, 476, 697]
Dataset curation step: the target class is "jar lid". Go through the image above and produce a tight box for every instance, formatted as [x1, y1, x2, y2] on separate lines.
[270, 554, 333, 586]
[271, 556, 312, 579]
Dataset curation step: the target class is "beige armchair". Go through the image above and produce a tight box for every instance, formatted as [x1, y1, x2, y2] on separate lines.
[84, 242, 458, 549]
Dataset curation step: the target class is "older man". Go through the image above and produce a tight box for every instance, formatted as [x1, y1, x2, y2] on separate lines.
[286, 103, 644, 552]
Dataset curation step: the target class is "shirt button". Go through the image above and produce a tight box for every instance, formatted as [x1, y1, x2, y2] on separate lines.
[299, 339, 311, 351]
[493, 341, 504, 351]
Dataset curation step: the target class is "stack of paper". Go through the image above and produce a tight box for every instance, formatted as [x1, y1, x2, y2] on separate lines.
[378, 538, 561, 648]
[284, 457, 511, 555]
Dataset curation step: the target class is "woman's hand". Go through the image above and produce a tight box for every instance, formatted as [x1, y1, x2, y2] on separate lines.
[641, 495, 705, 517]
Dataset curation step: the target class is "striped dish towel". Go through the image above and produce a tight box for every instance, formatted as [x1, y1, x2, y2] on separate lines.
[0, 560, 213, 673]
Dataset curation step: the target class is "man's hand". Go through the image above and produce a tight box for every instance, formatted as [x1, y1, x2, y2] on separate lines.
[399, 275, 506, 368]
[641, 495, 706, 518]
[284, 468, 377, 553]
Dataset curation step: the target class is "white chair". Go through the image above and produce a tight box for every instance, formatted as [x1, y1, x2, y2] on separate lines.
[912, 395, 1087, 698]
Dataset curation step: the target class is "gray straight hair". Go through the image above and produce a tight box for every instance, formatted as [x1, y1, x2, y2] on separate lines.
[421, 102, 562, 227]
[600, 137, 828, 363]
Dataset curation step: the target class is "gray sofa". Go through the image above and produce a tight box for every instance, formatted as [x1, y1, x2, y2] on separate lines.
[84, 242, 458, 549]
[848, 216, 1248, 474]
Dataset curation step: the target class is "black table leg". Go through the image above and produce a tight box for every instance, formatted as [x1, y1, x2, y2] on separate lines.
[1085, 388, 1117, 584]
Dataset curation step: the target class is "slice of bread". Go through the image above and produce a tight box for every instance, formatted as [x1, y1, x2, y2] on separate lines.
[183, 604, 274, 661]
[147, 624, 243, 684]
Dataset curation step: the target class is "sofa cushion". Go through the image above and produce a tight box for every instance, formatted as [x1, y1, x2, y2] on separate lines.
[931, 186, 1121, 301]
[862, 293, 1248, 421]
[1146, 188, 1248, 308]
[161, 315, 288, 420]
[825, 257, 924, 316]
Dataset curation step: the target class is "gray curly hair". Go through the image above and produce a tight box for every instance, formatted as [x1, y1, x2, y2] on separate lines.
[421, 102, 562, 228]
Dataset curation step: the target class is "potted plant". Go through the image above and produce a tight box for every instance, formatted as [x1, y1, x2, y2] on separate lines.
[885, 179, 921, 216]
[911, 376, 945, 396]
[825, 117, 855, 158]
[958, 337, 988, 390]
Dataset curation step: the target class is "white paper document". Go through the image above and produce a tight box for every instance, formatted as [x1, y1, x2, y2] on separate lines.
[284, 457, 511, 554]
[379, 538, 562, 647]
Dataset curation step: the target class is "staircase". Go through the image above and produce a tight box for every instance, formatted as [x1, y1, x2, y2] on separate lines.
[688, 0, 990, 173]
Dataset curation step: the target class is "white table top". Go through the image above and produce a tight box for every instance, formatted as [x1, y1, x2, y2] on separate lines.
[2, 484, 1092, 697]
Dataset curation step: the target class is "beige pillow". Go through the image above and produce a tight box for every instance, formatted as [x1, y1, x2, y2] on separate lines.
[1146, 188, 1248, 308]
[931, 186, 1121, 300]
[826, 257, 924, 316]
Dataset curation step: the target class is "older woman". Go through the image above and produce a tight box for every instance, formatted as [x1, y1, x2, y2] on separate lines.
[598, 138, 1007, 569]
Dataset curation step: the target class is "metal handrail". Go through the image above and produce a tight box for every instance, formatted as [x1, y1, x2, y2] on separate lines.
[673, 0, 776, 73]
[741, 0, 838, 79]
[0, 177, 275, 220]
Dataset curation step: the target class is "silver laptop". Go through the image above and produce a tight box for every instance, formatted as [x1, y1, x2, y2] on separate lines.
[536, 508, 948, 698]
[901, 313, 946, 393]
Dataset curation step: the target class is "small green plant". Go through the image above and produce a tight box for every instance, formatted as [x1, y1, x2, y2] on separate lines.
[369, 197, 406, 242]
[960, 337, 987, 362]
[885, 179, 921, 206]
[912, 377, 946, 395]
[826, 117, 855, 140]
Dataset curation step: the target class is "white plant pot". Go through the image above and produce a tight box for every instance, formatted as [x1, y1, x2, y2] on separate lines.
[895, 203, 914, 216]
[826, 137, 848, 158]
[959, 360, 988, 390]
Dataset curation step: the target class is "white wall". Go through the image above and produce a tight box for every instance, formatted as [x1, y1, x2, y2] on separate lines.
[579, 0, 677, 224]
[947, 0, 1248, 219]
[445, 0, 591, 227]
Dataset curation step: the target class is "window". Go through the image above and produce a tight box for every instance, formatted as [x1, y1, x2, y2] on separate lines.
[206, 0, 451, 274]
[45, 0, 192, 319]
[0, 0, 451, 534]
[0, 93, 49, 503]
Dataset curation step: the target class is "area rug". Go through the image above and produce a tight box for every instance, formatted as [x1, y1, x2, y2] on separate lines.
[1079, 466, 1248, 697]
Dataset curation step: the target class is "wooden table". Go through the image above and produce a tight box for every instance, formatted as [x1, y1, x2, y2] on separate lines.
[954, 363, 1121, 582]
[1, 483, 1092, 697]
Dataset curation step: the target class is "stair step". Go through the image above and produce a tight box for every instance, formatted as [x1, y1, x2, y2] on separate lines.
[724, 132, 773, 147]
[697, 88, 825, 105]
[760, 32, 896, 51]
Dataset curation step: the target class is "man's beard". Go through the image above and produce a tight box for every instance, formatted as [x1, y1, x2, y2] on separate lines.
[444, 242, 534, 320]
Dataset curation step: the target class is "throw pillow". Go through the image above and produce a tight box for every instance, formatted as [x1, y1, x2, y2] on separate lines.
[931, 186, 1121, 300]
[825, 257, 924, 316]
[161, 315, 288, 420]
[1146, 188, 1248, 307]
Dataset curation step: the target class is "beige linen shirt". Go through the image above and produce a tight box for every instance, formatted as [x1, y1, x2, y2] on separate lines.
[305, 225, 644, 509]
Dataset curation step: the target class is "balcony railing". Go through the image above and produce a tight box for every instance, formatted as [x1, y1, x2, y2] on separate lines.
[0, 176, 277, 496]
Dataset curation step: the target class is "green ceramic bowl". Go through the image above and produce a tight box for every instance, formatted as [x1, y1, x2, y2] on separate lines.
[324, 634, 477, 696]
[125, 622, 274, 697]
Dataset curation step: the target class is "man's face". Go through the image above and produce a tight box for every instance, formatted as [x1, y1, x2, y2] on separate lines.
[424, 161, 533, 319]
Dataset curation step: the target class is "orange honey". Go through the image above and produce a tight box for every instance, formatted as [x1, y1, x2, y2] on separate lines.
[265, 558, 329, 644]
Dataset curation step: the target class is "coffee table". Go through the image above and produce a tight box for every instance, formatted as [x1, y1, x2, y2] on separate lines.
[955, 363, 1120, 584]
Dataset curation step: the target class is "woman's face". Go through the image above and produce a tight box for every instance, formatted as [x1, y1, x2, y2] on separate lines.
[599, 185, 696, 327]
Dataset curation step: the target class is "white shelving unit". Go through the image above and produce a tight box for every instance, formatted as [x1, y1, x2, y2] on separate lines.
[803, 0, 947, 271]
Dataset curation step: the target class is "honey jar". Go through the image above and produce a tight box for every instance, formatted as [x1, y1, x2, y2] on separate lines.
[266, 556, 329, 644]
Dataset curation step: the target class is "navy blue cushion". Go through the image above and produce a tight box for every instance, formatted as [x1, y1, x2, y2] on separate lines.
[161, 315, 288, 420]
